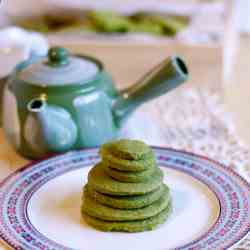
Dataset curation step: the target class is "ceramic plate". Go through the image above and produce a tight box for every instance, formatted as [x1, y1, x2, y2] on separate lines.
[0, 148, 249, 250]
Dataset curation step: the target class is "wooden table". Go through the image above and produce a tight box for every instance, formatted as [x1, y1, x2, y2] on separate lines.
[0, 36, 249, 249]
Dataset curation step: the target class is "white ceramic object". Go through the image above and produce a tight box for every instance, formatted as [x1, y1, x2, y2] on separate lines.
[0, 26, 48, 77]
[0, 148, 249, 250]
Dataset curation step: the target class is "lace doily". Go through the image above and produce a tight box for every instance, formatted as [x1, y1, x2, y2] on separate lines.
[121, 88, 250, 182]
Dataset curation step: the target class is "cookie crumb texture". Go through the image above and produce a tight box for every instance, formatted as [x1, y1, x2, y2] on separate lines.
[81, 139, 172, 232]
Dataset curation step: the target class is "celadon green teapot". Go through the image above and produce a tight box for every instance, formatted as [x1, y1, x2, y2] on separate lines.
[3, 46, 188, 159]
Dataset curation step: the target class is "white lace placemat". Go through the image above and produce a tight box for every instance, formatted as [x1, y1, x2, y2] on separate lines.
[121, 88, 250, 181]
[120, 88, 250, 248]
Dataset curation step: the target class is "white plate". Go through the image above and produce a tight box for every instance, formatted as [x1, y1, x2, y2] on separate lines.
[0, 147, 249, 250]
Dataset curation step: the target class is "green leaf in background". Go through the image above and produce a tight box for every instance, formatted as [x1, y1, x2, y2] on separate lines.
[88, 11, 132, 33]
[129, 20, 163, 36]
[130, 12, 188, 36]
[15, 10, 189, 37]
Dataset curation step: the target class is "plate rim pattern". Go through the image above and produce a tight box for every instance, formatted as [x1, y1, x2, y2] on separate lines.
[0, 147, 249, 250]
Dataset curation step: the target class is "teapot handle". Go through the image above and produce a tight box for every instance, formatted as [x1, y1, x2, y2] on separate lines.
[113, 56, 189, 126]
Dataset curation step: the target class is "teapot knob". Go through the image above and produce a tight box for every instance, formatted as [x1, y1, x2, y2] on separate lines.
[47, 47, 69, 66]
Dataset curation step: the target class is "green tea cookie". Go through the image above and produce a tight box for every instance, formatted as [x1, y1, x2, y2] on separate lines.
[101, 139, 152, 160]
[85, 184, 169, 209]
[100, 149, 156, 172]
[88, 163, 163, 195]
[82, 201, 172, 232]
[82, 189, 170, 221]
[104, 164, 155, 183]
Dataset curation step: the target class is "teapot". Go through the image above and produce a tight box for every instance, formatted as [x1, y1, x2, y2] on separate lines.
[3, 46, 188, 159]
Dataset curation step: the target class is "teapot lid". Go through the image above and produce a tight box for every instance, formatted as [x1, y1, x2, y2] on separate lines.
[17, 47, 100, 86]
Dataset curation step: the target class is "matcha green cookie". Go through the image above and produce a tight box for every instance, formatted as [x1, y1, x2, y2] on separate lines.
[82, 139, 172, 232]
[85, 184, 169, 209]
[104, 164, 155, 183]
[82, 189, 170, 221]
[88, 163, 163, 195]
[100, 149, 156, 172]
[82, 201, 172, 232]
[101, 139, 152, 160]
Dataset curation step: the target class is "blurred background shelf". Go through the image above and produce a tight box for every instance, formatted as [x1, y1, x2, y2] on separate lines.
[0, 0, 239, 93]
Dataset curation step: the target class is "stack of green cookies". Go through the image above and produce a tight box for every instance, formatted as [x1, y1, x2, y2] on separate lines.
[81, 139, 172, 232]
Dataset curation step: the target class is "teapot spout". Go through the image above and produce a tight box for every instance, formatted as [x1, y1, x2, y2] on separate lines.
[24, 98, 77, 156]
[112, 56, 188, 127]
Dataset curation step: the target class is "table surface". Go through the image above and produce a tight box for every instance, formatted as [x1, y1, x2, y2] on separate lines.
[0, 36, 249, 250]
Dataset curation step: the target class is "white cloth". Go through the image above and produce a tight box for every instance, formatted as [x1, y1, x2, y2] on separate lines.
[0, 27, 48, 77]
[121, 89, 250, 182]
